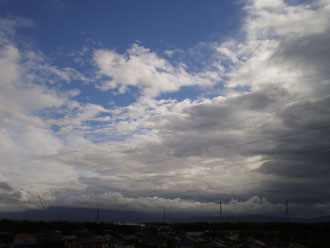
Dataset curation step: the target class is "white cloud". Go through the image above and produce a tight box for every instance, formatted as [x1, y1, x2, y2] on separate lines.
[94, 44, 218, 101]
[1, 0, 330, 218]
[0, 17, 101, 201]
[46, 191, 330, 217]
[220, 0, 330, 99]
[59, 0, 330, 217]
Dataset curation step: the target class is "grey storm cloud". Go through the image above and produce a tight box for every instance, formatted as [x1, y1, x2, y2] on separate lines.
[0, 181, 33, 210]
[1, 0, 330, 218]
[273, 27, 330, 81]
[0, 181, 13, 192]
[39, 0, 330, 217]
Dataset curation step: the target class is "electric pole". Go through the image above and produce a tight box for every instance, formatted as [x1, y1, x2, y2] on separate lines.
[37, 195, 45, 209]
[163, 207, 166, 223]
[37, 195, 45, 221]
[285, 199, 289, 217]
[219, 201, 222, 222]
[96, 206, 100, 223]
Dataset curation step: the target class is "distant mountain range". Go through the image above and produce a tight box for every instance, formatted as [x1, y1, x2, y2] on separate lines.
[0, 207, 329, 223]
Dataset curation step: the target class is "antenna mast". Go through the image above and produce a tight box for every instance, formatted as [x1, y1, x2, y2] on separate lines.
[96, 206, 100, 223]
[219, 201, 222, 222]
[37, 195, 45, 209]
[285, 199, 289, 217]
[163, 208, 166, 223]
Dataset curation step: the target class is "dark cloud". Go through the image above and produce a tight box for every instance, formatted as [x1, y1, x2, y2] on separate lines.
[0, 181, 13, 191]
[274, 28, 330, 73]
[39, 0, 330, 217]
[1, 0, 330, 218]
[272, 27, 330, 97]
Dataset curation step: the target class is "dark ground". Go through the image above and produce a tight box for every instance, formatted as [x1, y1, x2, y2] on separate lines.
[0, 219, 329, 247]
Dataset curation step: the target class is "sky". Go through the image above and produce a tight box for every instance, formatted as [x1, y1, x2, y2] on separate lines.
[0, 0, 330, 218]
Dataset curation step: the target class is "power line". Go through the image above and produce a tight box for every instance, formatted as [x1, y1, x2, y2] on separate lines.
[37, 195, 45, 209]
[156, 96, 330, 130]
[209, 145, 330, 171]
[2, 96, 330, 210]
[159, 169, 330, 198]
[97, 123, 330, 173]
[12, 125, 330, 193]
[3, 150, 330, 210]
[219, 201, 222, 222]
[39, 146, 330, 198]
[32, 124, 327, 190]
[8, 96, 330, 188]
[8, 95, 330, 164]
[14, 141, 330, 192]
[96, 206, 100, 223]
[3, 97, 329, 200]
[285, 199, 289, 217]
[28, 165, 330, 213]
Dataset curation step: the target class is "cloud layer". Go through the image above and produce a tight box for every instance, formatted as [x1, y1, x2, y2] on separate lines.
[0, 0, 330, 218]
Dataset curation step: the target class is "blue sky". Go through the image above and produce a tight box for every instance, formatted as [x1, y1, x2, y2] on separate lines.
[0, 0, 242, 51]
[0, 0, 243, 108]
[0, 0, 330, 218]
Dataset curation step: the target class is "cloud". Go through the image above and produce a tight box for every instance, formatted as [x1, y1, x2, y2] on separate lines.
[0, 0, 330, 218]
[0, 17, 99, 199]
[94, 44, 219, 101]
[48, 190, 330, 217]
[220, 0, 330, 97]
[0, 181, 13, 192]
[0, 16, 34, 45]
[0, 178, 38, 211]
[58, 0, 330, 217]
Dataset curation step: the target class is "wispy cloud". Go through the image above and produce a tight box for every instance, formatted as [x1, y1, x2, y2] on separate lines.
[0, 0, 330, 217]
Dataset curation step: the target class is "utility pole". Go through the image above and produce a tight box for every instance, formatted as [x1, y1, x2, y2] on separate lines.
[96, 206, 100, 223]
[219, 201, 222, 222]
[285, 199, 289, 217]
[285, 199, 290, 248]
[37, 195, 45, 209]
[163, 208, 166, 223]
[37, 195, 45, 221]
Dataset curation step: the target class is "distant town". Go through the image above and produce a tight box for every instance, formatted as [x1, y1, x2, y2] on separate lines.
[0, 219, 329, 247]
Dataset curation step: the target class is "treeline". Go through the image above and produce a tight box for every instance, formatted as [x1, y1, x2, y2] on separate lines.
[172, 222, 330, 247]
[0, 219, 138, 234]
[0, 219, 329, 247]
[172, 222, 330, 232]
